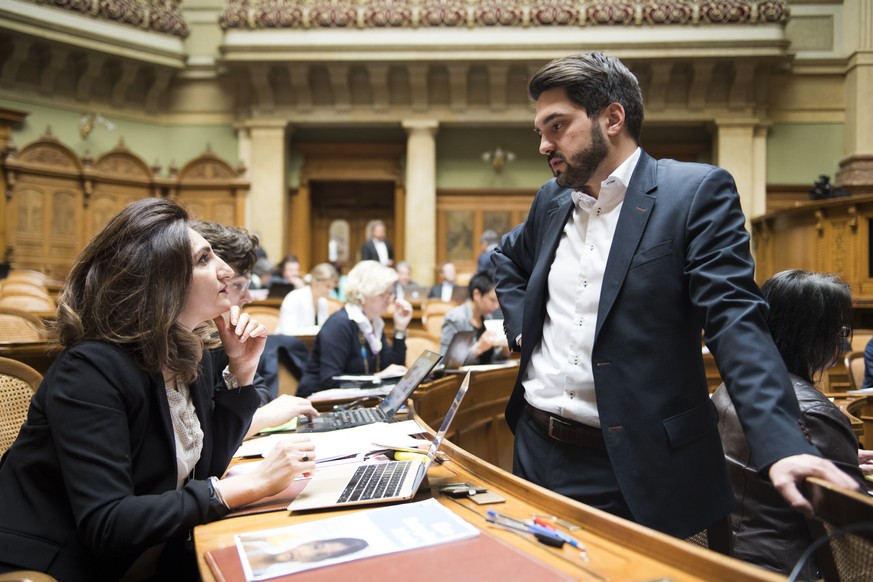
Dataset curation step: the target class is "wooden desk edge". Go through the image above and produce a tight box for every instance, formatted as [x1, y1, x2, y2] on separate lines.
[194, 410, 782, 582]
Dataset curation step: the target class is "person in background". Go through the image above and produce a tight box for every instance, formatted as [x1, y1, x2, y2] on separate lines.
[440, 270, 508, 365]
[493, 51, 856, 541]
[191, 220, 318, 439]
[477, 229, 500, 274]
[296, 261, 412, 397]
[0, 199, 315, 581]
[276, 263, 339, 335]
[360, 220, 394, 266]
[394, 261, 420, 300]
[250, 257, 274, 289]
[329, 261, 348, 302]
[862, 336, 873, 389]
[713, 269, 866, 580]
[428, 261, 458, 302]
[269, 254, 305, 290]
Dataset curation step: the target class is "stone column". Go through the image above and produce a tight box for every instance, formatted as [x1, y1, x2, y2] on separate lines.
[714, 121, 767, 221]
[835, 0, 873, 193]
[402, 120, 439, 286]
[238, 120, 288, 261]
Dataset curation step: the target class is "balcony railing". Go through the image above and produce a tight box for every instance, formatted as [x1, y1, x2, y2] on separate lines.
[219, 0, 789, 30]
[30, 0, 188, 37]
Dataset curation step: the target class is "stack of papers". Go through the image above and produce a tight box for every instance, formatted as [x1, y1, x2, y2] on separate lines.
[235, 499, 479, 580]
[233, 420, 426, 461]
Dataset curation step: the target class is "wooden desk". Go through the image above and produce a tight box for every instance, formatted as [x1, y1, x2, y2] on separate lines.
[195, 367, 782, 581]
[0, 340, 61, 375]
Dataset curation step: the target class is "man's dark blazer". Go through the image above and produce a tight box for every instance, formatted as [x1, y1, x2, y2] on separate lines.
[360, 238, 394, 264]
[493, 151, 817, 538]
[0, 342, 260, 581]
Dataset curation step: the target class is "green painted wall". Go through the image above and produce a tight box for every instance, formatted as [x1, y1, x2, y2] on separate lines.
[767, 123, 843, 185]
[1, 97, 238, 173]
[436, 127, 550, 190]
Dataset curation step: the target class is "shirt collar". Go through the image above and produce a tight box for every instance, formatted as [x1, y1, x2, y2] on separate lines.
[572, 147, 641, 211]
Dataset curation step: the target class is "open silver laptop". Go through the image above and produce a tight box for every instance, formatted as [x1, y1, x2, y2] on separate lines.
[297, 350, 442, 433]
[288, 371, 471, 512]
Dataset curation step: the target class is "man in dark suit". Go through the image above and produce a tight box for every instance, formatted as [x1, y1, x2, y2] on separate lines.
[360, 220, 394, 266]
[492, 52, 856, 540]
[428, 261, 461, 302]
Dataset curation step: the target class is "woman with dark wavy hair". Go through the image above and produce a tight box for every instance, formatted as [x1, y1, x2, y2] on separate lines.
[0, 198, 315, 581]
[713, 269, 865, 580]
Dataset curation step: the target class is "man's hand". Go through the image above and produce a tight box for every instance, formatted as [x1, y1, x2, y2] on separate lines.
[769, 454, 862, 516]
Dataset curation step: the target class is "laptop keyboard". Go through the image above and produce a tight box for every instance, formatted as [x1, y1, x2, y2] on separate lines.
[337, 461, 413, 503]
[342, 408, 384, 425]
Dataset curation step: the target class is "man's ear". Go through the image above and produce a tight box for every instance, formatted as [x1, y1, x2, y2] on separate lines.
[604, 102, 626, 137]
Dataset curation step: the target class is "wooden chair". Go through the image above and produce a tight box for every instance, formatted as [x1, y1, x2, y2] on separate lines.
[847, 396, 873, 450]
[404, 328, 440, 367]
[0, 571, 58, 581]
[851, 330, 873, 354]
[0, 295, 56, 313]
[421, 299, 453, 339]
[0, 281, 51, 299]
[683, 516, 732, 556]
[0, 357, 43, 456]
[4, 269, 49, 286]
[845, 351, 866, 392]
[803, 476, 873, 582]
[0, 307, 47, 342]
[242, 304, 280, 334]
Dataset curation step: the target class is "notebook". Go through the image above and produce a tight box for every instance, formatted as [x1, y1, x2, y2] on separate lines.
[296, 350, 442, 433]
[288, 372, 470, 511]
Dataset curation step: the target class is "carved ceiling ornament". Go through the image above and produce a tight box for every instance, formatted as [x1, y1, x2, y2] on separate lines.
[220, 0, 788, 29]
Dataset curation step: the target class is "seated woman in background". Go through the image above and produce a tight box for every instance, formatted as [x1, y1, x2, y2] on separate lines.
[269, 254, 305, 290]
[296, 260, 412, 397]
[713, 269, 866, 581]
[191, 220, 318, 438]
[439, 270, 508, 365]
[0, 199, 316, 581]
[276, 262, 339, 335]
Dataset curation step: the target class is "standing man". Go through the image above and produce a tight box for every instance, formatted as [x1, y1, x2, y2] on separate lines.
[360, 220, 394, 266]
[477, 229, 500, 274]
[492, 52, 856, 539]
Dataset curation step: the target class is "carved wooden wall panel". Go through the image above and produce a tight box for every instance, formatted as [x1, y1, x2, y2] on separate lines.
[1, 132, 249, 279]
[176, 149, 248, 227]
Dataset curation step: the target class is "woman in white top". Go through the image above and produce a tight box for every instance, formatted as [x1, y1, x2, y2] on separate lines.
[276, 263, 338, 335]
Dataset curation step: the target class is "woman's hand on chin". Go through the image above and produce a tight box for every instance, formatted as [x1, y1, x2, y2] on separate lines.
[214, 305, 268, 384]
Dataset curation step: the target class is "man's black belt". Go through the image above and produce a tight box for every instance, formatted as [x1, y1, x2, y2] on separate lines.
[524, 404, 606, 450]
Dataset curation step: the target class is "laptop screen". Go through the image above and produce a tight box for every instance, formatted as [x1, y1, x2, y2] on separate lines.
[425, 372, 470, 462]
[376, 350, 442, 417]
[441, 330, 477, 370]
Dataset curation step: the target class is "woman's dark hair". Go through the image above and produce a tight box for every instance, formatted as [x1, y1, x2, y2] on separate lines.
[528, 52, 644, 143]
[190, 220, 259, 276]
[54, 198, 204, 384]
[762, 269, 852, 383]
[468, 270, 496, 298]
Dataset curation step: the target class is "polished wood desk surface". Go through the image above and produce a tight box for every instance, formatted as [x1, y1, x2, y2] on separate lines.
[194, 377, 782, 581]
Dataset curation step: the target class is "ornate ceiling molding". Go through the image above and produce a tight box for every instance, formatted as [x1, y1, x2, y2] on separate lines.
[219, 0, 789, 30]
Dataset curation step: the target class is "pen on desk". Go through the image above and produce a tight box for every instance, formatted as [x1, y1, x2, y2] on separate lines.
[485, 517, 565, 548]
[533, 517, 589, 561]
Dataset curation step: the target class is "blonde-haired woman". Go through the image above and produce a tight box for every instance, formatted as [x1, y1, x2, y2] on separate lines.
[296, 261, 412, 397]
[276, 262, 338, 335]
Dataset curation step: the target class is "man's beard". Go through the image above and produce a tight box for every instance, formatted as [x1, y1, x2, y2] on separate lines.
[552, 122, 608, 190]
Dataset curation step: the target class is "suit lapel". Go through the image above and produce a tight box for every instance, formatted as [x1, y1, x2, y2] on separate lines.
[596, 153, 658, 340]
